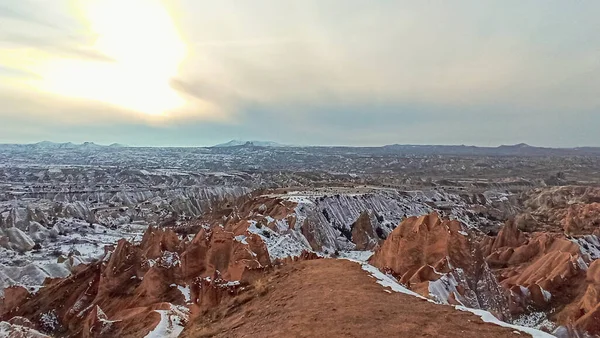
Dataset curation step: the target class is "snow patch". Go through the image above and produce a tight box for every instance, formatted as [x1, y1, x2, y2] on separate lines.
[248, 220, 312, 260]
[144, 304, 188, 338]
[354, 261, 426, 299]
[353, 260, 553, 338]
[158, 251, 180, 269]
[234, 235, 248, 245]
[338, 251, 374, 262]
[540, 286, 552, 302]
[178, 285, 191, 303]
[428, 273, 462, 305]
[455, 306, 554, 338]
[39, 310, 59, 332]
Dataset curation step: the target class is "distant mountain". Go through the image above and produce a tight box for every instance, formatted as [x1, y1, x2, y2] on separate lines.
[212, 140, 286, 148]
[1, 141, 128, 149]
[380, 143, 600, 156]
[33, 141, 78, 149]
[1, 141, 599, 156]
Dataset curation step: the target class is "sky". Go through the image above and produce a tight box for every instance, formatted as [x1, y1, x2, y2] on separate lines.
[1, 0, 599, 147]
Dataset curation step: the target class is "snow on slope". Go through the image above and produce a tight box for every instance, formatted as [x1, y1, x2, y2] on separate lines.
[247, 221, 313, 259]
[241, 188, 515, 262]
[144, 304, 188, 338]
[455, 307, 554, 338]
[0, 220, 146, 296]
[273, 188, 513, 251]
[355, 259, 554, 338]
[0, 321, 49, 337]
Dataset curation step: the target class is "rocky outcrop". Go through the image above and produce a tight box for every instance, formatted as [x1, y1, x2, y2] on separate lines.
[563, 203, 600, 236]
[483, 218, 600, 336]
[0, 228, 35, 252]
[369, 212, 510, 319]
[181, 226, 270, 281]
[350, 211, 378, 250]
[554, 259, 600, 335]
[519, 186, 600, 234]
[0, 318, 49, 337]
[0, 184, 250, 246]
[0, 226, 270, 337]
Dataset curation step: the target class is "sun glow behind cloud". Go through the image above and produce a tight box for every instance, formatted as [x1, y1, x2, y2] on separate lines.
[34, 0, 186, 116]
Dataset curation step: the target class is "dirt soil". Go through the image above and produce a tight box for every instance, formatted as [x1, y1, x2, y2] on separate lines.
[182, 259, 528, 338]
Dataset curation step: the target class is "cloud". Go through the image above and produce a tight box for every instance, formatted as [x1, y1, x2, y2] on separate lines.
[0, 3, 62, 30]
[0, 0, 114, 62]
[1, 0, 600, 146]
[170, 0, 600, 115]
[0, 65, 40, 79]
[0, 33, 115, 62]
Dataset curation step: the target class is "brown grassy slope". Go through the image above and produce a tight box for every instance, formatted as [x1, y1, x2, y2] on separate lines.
[181, 259, 527, 338]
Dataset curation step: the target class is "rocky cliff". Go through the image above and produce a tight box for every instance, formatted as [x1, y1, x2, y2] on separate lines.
[369, 212, 510, 319]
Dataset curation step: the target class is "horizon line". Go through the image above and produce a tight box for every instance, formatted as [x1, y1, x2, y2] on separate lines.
[2, 140, 600, 150]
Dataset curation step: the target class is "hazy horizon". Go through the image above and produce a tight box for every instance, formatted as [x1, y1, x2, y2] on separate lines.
[2, 1, 600, 147]
[3, 139, 600, 149]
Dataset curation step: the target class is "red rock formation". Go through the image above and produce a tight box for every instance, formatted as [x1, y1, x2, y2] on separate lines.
[181, 226, 270, 282]
[482, 217, 600, 335]
[351, 211, 377, 250]
[0, 287, 30, 315]
[369, 212, 509, 318]
[563, 203, 600, 235]
[562, 260, 600, 334]
[485, 219, 527, 254]
[300, 219, 323, 251]
[0, 226, 270, 337]
[519, 186, 600, 234]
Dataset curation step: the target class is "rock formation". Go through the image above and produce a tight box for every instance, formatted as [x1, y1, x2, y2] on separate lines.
[519, 186, 600, 234]
[369, 212, 510, 319]
[0, 226, 270, 337]
[350, 211, 378, 250]
[482, 217, 600, 335]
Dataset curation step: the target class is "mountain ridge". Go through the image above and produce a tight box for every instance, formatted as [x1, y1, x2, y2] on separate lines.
[212, 140, 287, 148]
[1, 141, 600, 156]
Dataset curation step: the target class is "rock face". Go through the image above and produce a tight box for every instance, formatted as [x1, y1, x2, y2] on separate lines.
[189, 190, 516, 260]
[563, 203, 600, 236]
[0, 183, 251, 254]
[368, 207, 600, 336]
[0, 228, 35, 252]
[482, 218, 600, 335]
[0, 318, 49, 337]
[350, 211, 378, 250]
[556, 259, 600, 335]
[369, 212, 510, 319]
[0, 226, 270, 337]
[519, 186, 600, 234]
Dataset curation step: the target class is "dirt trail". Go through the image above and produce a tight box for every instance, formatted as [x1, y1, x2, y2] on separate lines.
[182, 259, 528, 338]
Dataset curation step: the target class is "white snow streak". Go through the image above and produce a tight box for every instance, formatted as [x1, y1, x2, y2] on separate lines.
[144, 304, 188, 338]
[354, 260, 553, 338]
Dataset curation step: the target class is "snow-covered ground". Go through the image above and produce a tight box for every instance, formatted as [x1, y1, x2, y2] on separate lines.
[0, 218, 146, 296]
[144, 304, 189, 338]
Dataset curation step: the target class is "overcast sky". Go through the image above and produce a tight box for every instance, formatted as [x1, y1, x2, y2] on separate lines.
[1, 0, 599, 147]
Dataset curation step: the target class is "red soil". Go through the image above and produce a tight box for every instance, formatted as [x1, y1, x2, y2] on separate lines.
[181, 259, 527, 338]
